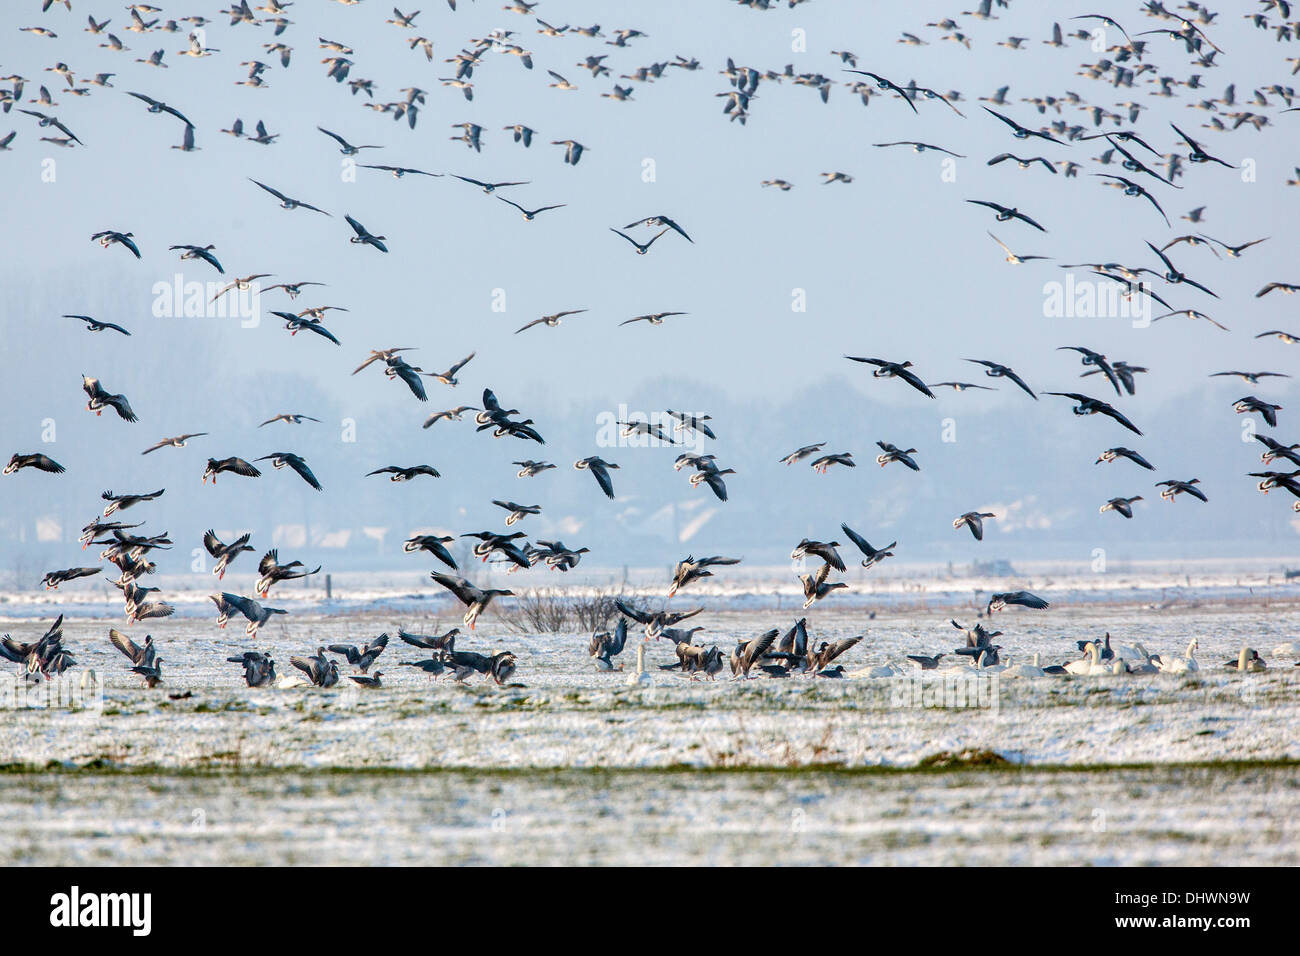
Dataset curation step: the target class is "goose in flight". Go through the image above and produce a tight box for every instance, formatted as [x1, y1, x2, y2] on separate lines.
[875, 141, 965, 158]
[966, 200, 1047, 232]
[492, 500, 541, 526]
[259, 413, 320, 426]
[422, 405, 479, 427]
[1170, 122, 1234, 168]
[779, 442, 825, 465]
[965, 360, 1036, 398]
[667, 410, 715, 439]
[18, 109, 82, 145]
[63, 314, 130, 335]
[273, 312, 340, 345]
[844, 70, 917, 112]
[367, 464, 440, 481]
[317, 126, 380, 154]
[109, 630, 156, 676]
[981, 106, 1066, 144]
[801, 562, 847, 609]
[210, 274, 273, 303]
[504, 124, 536, 146]
[844, 356, 935, 399]
[1093, 175, 1170, 227]
[1045, 393, 1142, 435]
[1145, 242, 1218, 298]
[810, 451, 854, 474]
[497, 196, 565, 220]
[1152, 309, 1228, 332]
[451, 174, 529, 193]
[840, 522, 895, 569]
[668, 555, 742, 597]
[4, 453, 64, 475]
[623, 215, 692, 242]
[203, 457, 261, 483]
[986, 232, 1050, 265]
[1058, 346, 1122, 396]
[515, 309, 586, 333]
[90, 230, 141, 258]
[616, 419, 676, 444]
[513, 460, 555, 478]
[101, 488, 164, 516]
[404, 534, 457, 569]
[1256, 435, 1300, 468]
[255, 452, 322, 490]
[1156, 479, 1207, 503]
[1211, 370, 1291, 384]
[552, 139, 586, 165]
[1234, 396, 1282, 428]
[610, 227, 669, 254]
[791, 538, 845, 572]
[249, 178, 330, 215]
[264, 281, 325, 300]
[203, 530, 254, 579]
[344, 214, 387, 252]
[168, 244, 223, 273]
[41, 567, 101, 590]
[425, 352, 475, 386]
[1096, 447, 1154, 470]
[988, 591, 1050, 613]
[620, 311, 687, 326]
[875, 441, 920, 471]
[954, 511, 996, 541]
[360, 164, 440, 179]
[211, 592, 287, 637]
[1100, 496, 1143, 519]
[82, 376, 138, 421]
[1256, 283, 1300, 299]
[987, 153, 1056, 173]
[141, 432, 206, 455]
[689, 467, 734, 501]
[574, 456, 619, 498]
[125, 91, 194, 126]
[429, 572, 514, 630]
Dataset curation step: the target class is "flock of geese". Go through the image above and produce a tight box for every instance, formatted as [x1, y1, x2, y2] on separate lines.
[4, 1, 1300, 690]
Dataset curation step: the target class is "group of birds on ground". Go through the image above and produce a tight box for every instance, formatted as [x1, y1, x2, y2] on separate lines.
[4, 1, 1300, 694]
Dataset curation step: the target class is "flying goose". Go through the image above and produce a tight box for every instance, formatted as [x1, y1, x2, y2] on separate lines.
[610, 227, 669, 255]
[779, 442, 825, 465]
[203, 530, 253, 579]
[82, 376, 138, 421]
[844, 356, 936, 399]
[168, 244, 223, 273]
[623, 215, 692, 242]
[259, 413, 320, 426]
[875, 441, 920, 471]
[202, 457, 261, 482]
[317, 125, 380, 154]
[1045, 393, 1142, 435]
[1097, 490, 1143, 518]
[574, 456, 619, 498]
[954, 511, 996, 541]
[620, 311, 687, 326]
[4, 453, 64, 475]
[368, 464, 440, 481]
[249, 178, 330, 214]
[212, 592, 287, 636]
[987, 591, 1050, 613]
[90, 230, 140, 257]
[254, 452, 321, 490]
[840, 523, 896, 568]
[965, 359, 1036, 399]
[404, 534, 457, 569]
[513, 460, 555, 477]
[429, 572, 514, 630]
[965, 200, 1047, 232]
[63, 312, 131, 335]
[497, 196, 565, 220]
[41, 567, 101, 590]
[515, 309, 586, 334]
[344, 214, 387, 252]
[101, 488, 163, 516]
[423, 405, 479, 427]
[800, 562, 847, 609]
[669, 555, 741, 597]
[810, 451, 854, 474]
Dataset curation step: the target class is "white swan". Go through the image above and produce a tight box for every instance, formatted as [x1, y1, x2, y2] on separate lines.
[977, 650, 1007, 674]
[1233, 646, 1266, 673]
[626, 643, 653, 687]
[1064, 642, 1114, 676]
[275, 673, 311, 689]
[1002, 653, 1046, 679]
[1157, 639, 1199, 674]
[1125, 642, 1160, 674]
[865, 661, 907, 678]
[1271, 640, 1300, 658]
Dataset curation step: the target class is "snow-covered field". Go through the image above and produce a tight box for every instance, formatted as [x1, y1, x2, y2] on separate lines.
[3, 597, 1298, 864]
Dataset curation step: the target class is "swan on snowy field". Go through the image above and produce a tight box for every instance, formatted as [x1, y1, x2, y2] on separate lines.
[626, 642, 653, 687]
[1271, 641, 1300, 658]
[1001, 653, 1046, 679]
[1157, 639, 1199, 674]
